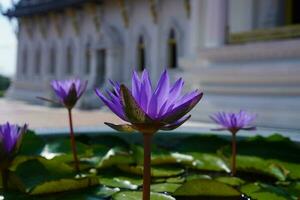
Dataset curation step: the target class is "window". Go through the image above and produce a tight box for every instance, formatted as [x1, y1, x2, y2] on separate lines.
[66, 45, 73, 74]
[85, 43, 91, 74]
[137, 36, 146, 71]
[167, 29, 178, 69]
[49, 46, 56, 75]
[285, 0, 300, 25]
[95, 49, 106, 86]
[34, 48, 41, 75]
[22, 48, 28, 74]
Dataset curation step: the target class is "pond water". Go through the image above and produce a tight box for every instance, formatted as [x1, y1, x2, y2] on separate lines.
[1, 131, 299, 200]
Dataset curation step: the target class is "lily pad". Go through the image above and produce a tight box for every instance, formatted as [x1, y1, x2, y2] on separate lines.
[215, 176, 245, 187]
[19, 130, 46, 156]
[131, 144, 194, 165]
[174, 179, 241, 197]
[118, 165, 184, 177]
[240, 182, 296, 200]
[98, 170, 142, 190]
[113, 191, 175, 200]
[97, 147, 135, 168]
[12, 158, 98, 194]
[151, 183, 181, 193]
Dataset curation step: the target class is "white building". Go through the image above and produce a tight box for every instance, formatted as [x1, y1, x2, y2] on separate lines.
[4, 0, 300, 129]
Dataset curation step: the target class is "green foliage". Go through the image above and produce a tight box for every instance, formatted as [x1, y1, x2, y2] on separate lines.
[1, 130, 299, 199]
[174, 179, 241, 197]
[113, 191, 175, 200]
[0, 74, 10, 91]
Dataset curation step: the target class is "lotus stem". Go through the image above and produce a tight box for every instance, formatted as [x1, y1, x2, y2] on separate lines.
[67, 109, 80, 173]
[142, 133, 152, 200]
[1, 169, 8, 191]
[231, 132, 237, 176]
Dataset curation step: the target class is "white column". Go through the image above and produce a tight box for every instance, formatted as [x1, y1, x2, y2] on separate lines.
[188, 0, 206, 56]
[204, 0, 229, 47]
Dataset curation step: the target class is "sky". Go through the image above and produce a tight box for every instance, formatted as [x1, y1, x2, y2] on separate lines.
[0, 0, 17, 77]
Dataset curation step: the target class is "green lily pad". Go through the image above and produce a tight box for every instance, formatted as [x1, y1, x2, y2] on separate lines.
[113, 191, 175, 200]
[151, 183, 181, 193]
[41, 139, 92, 161]
[131, 144, 194, 165]
[189, 152, 230, 172]
[174, 179, 241, 197]
[118, 165, 185, 177]
[283, 182, 300, 197]
[241, 182, 296, 200]
[19, 130, 46, 156]
[236, 155, 288, 181]
[215, 176, 245, 187]
[30, 176, 99, 195]
[12, 158, 98, 194]
[166, 176, 185, 183]
[97, 147, 135, 168]
[98, 170, 142, 190]
[186, 174, 212, 181]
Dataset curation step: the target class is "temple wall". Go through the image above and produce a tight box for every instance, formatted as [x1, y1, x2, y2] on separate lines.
[8, 0, 190, 107]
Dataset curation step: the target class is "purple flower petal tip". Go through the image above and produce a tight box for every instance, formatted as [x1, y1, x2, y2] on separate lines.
[51, 79, 88, 109]
[210, 110, 257, 134]
[0, 122, 27, 162]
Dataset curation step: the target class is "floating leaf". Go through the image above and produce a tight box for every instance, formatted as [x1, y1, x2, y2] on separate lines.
[174, 179, 240, 197]
[41, 139, 92, 161]
[30, 176, 99, 195]
[113, 191, 175, 200]
[215, 176, 245, 187]
[241, 182, 296, 200]
[189, 152, 230, 172]
[19, 130, 46, 156]
[151, 183, 181, 193]
[236, 155, 287, 181]
[97, 147, 134, 168]
[98, 169, 142, 190]
[131, 144, 193, 165]
[118, 165, 184, 177]
[12, 158, 98, 194]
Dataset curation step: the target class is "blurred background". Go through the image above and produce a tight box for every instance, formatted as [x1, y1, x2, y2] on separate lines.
[0, 0, 300, 130]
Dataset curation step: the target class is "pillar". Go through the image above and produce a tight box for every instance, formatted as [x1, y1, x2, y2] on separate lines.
[204, 0, 229, 47]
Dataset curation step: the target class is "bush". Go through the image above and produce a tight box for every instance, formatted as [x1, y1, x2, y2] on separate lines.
[0, 74, 10, 91]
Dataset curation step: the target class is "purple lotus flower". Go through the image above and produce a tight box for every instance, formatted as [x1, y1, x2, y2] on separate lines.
[51, 79, 88, 109]
[96, 69, 202, 200]
[0, 122, 27, 162]
[95, 69, 203, 132]
[210, 110, 256, 176]
[210, 110, 256, 134]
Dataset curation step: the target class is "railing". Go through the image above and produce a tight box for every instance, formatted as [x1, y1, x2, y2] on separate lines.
[229, 24, 300, 44]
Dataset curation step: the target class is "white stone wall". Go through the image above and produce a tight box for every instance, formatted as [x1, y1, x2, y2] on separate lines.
[8, 0, 190, 107]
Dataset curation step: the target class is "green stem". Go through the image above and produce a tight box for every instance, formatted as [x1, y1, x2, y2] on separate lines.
[231, 132, 237, 176]
[143, 133, 152, 200]
[67, 109, 80, 173]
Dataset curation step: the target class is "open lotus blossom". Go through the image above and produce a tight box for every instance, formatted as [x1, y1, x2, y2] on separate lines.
[210, 110, 256, 176]
[210, 110, 256, 134]
[95, 69, 203, 133]
[96, 69, 203, 200]
[51, 79, 88, 109]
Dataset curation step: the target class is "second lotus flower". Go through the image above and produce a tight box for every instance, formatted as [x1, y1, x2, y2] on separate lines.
[95, 69, 203, 133]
